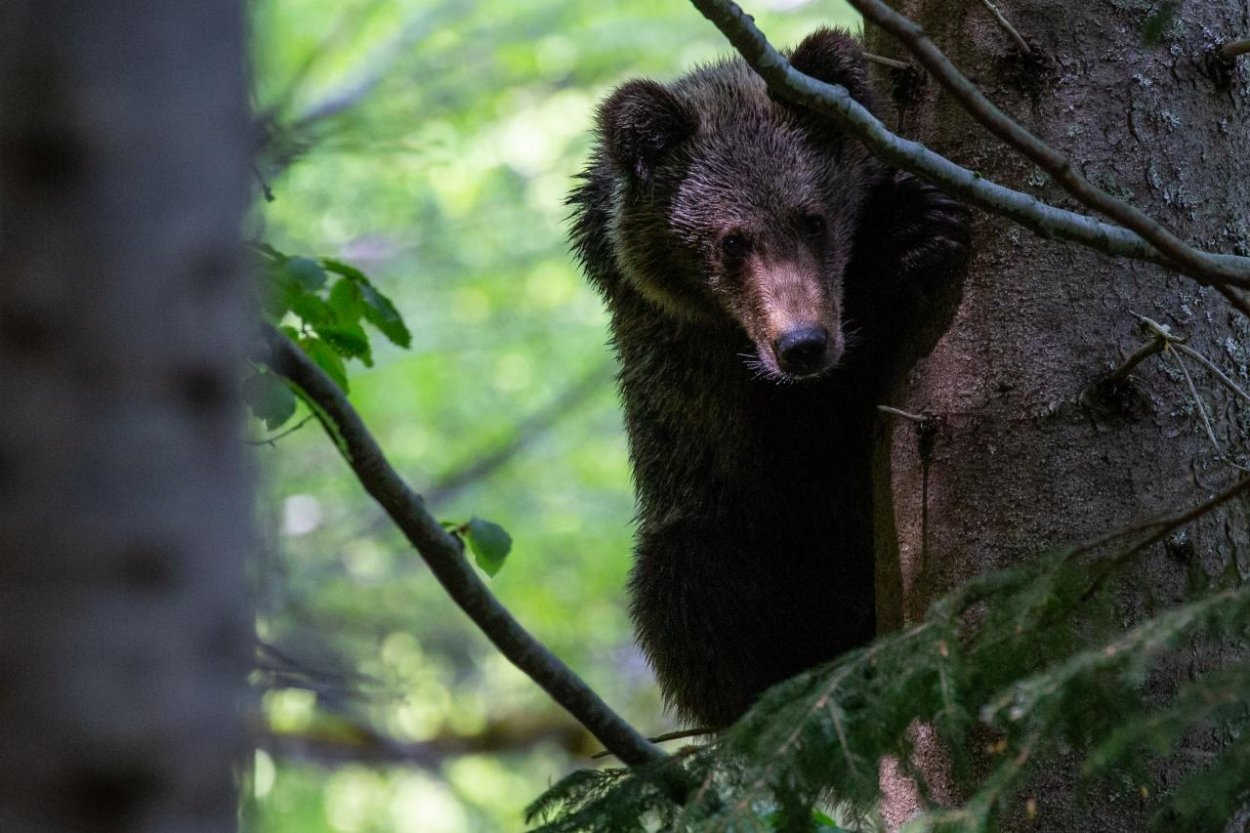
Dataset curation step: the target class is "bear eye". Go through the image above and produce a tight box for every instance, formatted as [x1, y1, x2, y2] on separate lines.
[802, 214, 826, 240]
[720, 233, 749, 260]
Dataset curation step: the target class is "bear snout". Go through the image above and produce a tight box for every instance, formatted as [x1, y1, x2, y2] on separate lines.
[774, 324, 838, 377]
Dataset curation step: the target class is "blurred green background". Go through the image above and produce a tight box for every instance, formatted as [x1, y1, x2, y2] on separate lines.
[246, 1, 857, 830]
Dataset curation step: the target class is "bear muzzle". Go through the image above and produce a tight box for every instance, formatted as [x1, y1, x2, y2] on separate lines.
[774, 324, 839, 377]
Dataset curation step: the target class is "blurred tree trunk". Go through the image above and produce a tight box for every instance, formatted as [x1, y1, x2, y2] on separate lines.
[0, 2, 253, 832]
[867, 1, 1250, 829]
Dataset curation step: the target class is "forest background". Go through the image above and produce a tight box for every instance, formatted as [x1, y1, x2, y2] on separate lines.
[247, 1, 858, 831]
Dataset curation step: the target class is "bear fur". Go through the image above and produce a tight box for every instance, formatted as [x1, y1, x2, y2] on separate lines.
[568, 28, 970, 728]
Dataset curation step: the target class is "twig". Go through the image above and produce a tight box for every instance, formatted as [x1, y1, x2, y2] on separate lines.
[1133, 313, 1183, 342]
[1104, 337, 1165, 388]
[1125, 311, 1250, 467]
[245, 413, 315, 446]
[1220, 38, 1250, 60]
[862, 51, 911, 70]
[978, 0, 1032, 55]
[685, 0, 1250, 289]
[252, 163, 275, 203]
[591, 727, 715, 760]
[1168, 343, 1224, 459]
[1173, 342, 1250, 405]
[1068, 475, 1250, 586]
[841, 0, 1250, 289]
[878, 404, 929, 423]
[257, 324, 665, 768]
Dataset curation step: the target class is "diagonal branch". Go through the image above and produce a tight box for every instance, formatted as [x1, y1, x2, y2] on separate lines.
[686, 0, 1250, 290]
[258, 324, 665, 769]
[845, 0, 1250, 288]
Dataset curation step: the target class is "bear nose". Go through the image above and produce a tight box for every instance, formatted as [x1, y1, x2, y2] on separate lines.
[775, 325, 830, 374]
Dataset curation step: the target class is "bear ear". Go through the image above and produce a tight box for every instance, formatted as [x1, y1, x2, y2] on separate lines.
[598, 79, 698, 182]
[786, 27, 875, 109]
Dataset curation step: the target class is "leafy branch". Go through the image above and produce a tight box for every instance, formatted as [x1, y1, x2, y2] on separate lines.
[255, 323, 665, 769]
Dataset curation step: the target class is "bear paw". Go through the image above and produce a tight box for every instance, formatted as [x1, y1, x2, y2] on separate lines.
[888, 173, 972, 280]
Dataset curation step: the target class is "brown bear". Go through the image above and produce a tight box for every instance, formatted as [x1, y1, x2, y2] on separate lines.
[569, 27, 970, 728]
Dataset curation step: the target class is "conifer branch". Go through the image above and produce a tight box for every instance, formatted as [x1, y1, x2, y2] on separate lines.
[257, 324, 666, 769]
[688, 0, 1250, 291]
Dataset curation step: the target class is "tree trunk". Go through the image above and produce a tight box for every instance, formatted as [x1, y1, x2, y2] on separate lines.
[867, 1, 1250, 829]
[0, 2, 253, 832]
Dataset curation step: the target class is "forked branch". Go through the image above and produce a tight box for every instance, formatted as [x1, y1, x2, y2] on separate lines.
[687, 0, 1250, 291]
[843, 0, 1250, 288]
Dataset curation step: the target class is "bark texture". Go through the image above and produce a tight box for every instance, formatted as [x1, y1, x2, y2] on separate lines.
[0, 2, 253, 832]
[867, 1, 1250, 829]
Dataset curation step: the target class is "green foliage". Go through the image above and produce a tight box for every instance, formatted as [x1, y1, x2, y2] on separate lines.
[528, 543, 1250, 833]
[441, 516, 515, 576]
[243, 2, 872, 832]
[246, 244, 410, 430]
[462, 517, 514, 577]
[245, 371, 300, 430]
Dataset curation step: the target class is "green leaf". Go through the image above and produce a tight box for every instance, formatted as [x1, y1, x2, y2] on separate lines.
[320, 257, 369, 283]
[359, 282, 412, 348]
[283, 256, 327, 291]
[464, 517, 512, 577]
[299, 337, 349, 391]
[314, 321, 373, 366]
[259, 274, 291, 322]
[288, 290, 333, 327]
[328, 277, 365, 322]
[320, 257, 411, 348]
[242, 371, 297, 430]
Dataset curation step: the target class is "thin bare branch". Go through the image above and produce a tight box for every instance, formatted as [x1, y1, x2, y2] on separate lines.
[1132, 312, 1250, 407]
[1105, 337, 1165, 388]
[1072, 475, 1250, 563]
[1174, 342, 1250, 405]
[862, 51, 910, 70]
[1076, 476, 1250, 600]
[258, 325, 665, 768]
[978, 0, 1032, 55]
[245, 413, 315, 446]
[1220, 38, 1250, 60]
[686, 0, 1250, 288]
[878, 404, 929, 423]
[844, 0, 1250, 288]
[591, 727, 715, 760]
[1168, 343, 1224, 459]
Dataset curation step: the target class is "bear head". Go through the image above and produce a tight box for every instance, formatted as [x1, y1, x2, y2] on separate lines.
[595, 28, 883, 381]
